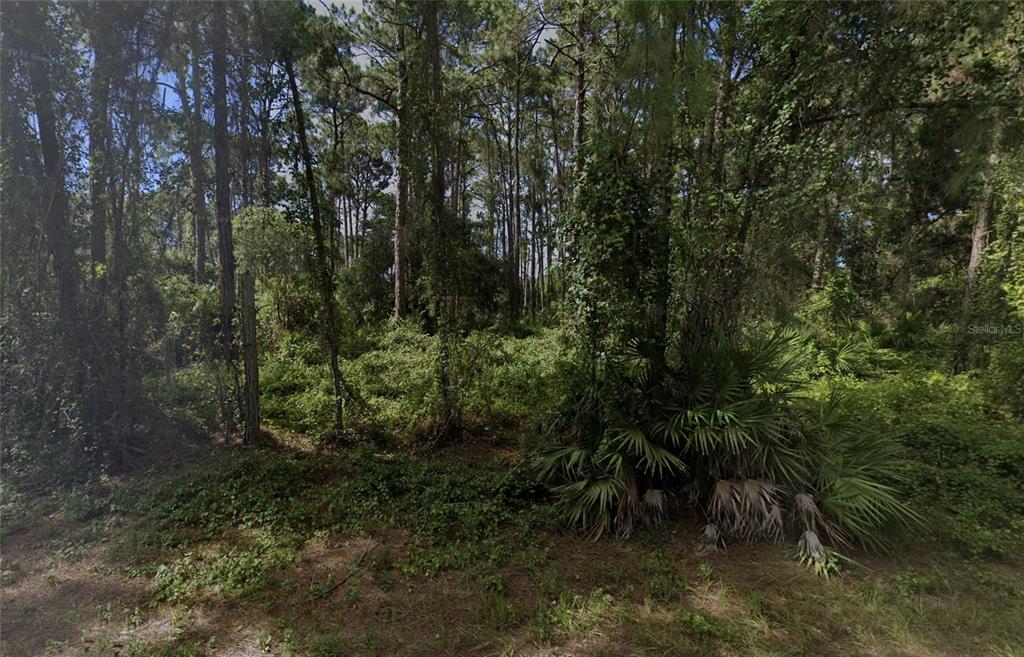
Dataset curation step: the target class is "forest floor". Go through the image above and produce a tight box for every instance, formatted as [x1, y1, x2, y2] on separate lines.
[2, 435, 1022, 657]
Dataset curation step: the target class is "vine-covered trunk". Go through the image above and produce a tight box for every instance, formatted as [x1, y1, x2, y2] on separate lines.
[284, 52, 347, 437]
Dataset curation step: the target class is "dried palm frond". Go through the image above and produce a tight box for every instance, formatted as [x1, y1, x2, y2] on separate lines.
[615, 479, 642, 538]
[643, 488, 666, 527]
[793, 492, 823, 532]
[739, 479, 778, 532]
[797, 530, 842, 578]
[697, 523, 725, 555]
[709, 479, 741, 534]
[710, 478, 784, 540]
[764, 503, 784, 541]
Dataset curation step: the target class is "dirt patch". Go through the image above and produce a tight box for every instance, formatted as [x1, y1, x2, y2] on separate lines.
[1, 528, 151, 656]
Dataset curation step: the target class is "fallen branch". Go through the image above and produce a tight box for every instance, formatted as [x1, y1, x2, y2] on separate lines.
[306, 539, 373, 602]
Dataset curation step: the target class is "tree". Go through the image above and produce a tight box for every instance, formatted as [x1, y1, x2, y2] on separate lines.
[393, 1, 410, 318]
[423, 0, 460, 436]
[285, 47, 349, 437]
[212, 1, 238, 438]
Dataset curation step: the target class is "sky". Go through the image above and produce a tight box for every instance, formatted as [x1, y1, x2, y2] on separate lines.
[311, 0, 364, 15]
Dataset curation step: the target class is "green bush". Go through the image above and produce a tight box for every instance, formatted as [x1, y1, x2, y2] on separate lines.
[143, 364, 220, 433]
[259, 332, 335, 437]
[260, 323, 571, 443]
[797, 269, 866, 329]
[983, 340, 1024, 417]
[832, 370, 1024, 557]
[462, 327, 570, 432]
[344, 323, 437, 442]
[541, 329, 920, 561]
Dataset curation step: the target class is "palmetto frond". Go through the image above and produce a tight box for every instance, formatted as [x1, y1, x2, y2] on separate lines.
[605, 424, 686, 478]
[544, 326, 919, 565]
[552, 476, 625, 539]
[796, 530, 841, 578]
[709, 478, 784, 540]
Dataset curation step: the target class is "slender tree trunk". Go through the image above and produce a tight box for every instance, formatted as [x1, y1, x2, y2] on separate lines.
[424, 0, 458, 437]
[22, 2, 79, 344]
[213, 1, 237, 437]
[252, 0, 273, 205]
[285, 52, 347, 437]
[329, 193, 339, 271]
[962, 201, 992, 315]
[962, 143, 1000, 320]
[708, 45, 734, 186]
[88, 21, 111, 275]
[955, 141, 999, 370]
[504, 123, 515, 307]
[572, 3, 587, 184]
[189, 30, 209, 283]
[240, 271, 260, 445]
[393, 11, 409, 318]
[484, 127, 496, 258]
[509, 68, 523, 321]
[237, 5, 252, 207]
[530, 200, 538, 314]
[112, 35, 146, 430]
[343, 194, 352, 266]
[811, 198, 835, 286]
[260, 87, 272, 204]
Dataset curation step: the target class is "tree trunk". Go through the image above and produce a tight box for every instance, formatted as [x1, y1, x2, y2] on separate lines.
[240, 271, 260, 445]
[189, 29, 209, 284]
[112, 33, 147, 431]
[708, 44, 734, 186]
[955, 141, 999, 371]
[962, 142, 1000, 321]
[811, 197, 837, 286]
[284, 52, 348, 437]
[237, 5, 252, 207]
[22, 2, 80, 342]
[963, 204, 992, 316]
[509, 67, 523, 321]
[88, 18, 111, 275]
[213, 1, 236, 438]
[425, 0, 458, 437]
[393, 13, 408, 318]
[572, 3, 587, 184]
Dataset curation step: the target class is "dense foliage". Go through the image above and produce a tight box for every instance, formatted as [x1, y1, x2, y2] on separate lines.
[2, 0, 1022, 577]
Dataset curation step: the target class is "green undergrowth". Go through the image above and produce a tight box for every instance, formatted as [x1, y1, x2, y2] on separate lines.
[824, 368, 1024, 558]
[258, 324, 570, 443]
[5, 440, 1024, 657]
[122, 446, 553, 590]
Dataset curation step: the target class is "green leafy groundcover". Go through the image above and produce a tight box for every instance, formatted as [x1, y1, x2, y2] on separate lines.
[134, 447, 553, 590]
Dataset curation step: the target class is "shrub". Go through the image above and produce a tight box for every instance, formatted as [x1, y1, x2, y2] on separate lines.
[541, 329, 920, 564]
[343, 323, 437, 442]
[462, 327, 570, 432]
[983, 340, 1024, 417]
[265, 323, 572, 443]
[833, 370, 1024, 557]
[143, 364, 220, 434]
[259, 332, 336, 437]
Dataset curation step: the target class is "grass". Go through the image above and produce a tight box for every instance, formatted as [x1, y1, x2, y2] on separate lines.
[2, 439, 1022, 657]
